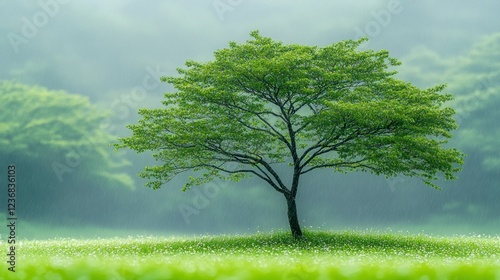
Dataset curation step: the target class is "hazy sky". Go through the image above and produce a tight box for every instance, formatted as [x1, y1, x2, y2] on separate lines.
[2, 1, 500, 235]
[2, 1, 499, 108]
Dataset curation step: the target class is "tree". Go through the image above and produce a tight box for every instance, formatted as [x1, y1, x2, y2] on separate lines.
[0, 81, 133, 221]
[116, 31, 464, 238]
[397, 33, 500, 216]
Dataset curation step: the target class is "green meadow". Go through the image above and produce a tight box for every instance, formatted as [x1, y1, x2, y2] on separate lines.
[3, 230, 500, 279]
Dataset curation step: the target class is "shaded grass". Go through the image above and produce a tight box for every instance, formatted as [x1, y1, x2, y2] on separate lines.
[3, 230, 500, 279]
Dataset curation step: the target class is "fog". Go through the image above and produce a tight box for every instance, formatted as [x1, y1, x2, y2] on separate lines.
[1, 0, 499, 239]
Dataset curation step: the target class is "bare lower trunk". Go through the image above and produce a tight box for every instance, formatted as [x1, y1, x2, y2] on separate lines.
[285, 195, 303, 239]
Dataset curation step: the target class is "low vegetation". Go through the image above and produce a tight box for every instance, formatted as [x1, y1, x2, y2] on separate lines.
[4, 230, 500, 279]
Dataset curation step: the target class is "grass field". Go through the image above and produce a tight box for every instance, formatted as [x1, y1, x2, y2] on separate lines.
[2, 230, 500, 279]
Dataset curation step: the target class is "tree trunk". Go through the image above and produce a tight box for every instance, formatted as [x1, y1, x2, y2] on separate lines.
[285, 194, 303, 239]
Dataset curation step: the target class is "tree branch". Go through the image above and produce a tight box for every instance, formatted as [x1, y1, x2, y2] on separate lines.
[300, 158, 371, 175]
[198, 163, 286, 194]
[202, 141, 290, 194]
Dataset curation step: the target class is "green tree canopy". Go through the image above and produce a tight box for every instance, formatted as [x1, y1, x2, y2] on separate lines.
[117, 31, 464, 238]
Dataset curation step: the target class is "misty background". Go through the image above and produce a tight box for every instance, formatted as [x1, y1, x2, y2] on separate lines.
[1, 0, 499, 239]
